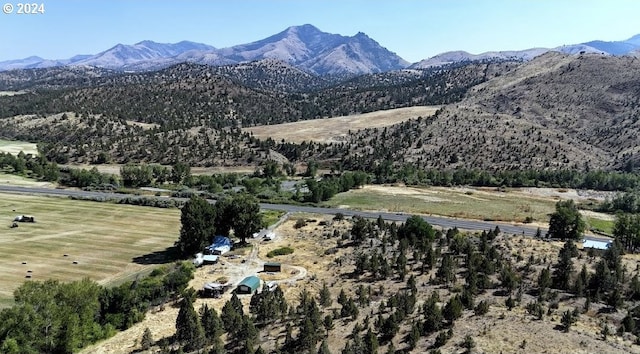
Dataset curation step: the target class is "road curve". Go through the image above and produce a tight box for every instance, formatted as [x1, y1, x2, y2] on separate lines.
[0, 185, 608, 241]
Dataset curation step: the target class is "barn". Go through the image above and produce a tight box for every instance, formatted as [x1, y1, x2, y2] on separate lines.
[263, 262, 281, 272]
[236, 275, 261, 294]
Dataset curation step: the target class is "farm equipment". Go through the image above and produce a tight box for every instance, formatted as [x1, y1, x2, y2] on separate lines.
[14, 215, 35, 223]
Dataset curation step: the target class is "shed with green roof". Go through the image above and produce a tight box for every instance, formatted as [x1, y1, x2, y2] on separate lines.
[237, 275, 261, 294]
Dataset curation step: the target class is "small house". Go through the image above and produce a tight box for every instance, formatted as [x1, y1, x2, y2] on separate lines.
[263, 262, 281, 272]
[236, 275, 261, 294]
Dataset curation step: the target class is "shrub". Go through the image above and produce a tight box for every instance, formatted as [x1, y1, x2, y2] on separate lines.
[474, 300, 490, 316]
[294, 219, 307, 229]
[267, 247, 294, 258]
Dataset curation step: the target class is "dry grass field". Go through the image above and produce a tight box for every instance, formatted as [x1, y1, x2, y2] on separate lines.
[0, 172, 56, 187]
[0, 193, 180, 308]
[0, 91, 27, 96]
[59, 163, 257, 177]
[326, 185, 616, 224]
[243, 106, 440, 143]
[0, 138, 39, 155]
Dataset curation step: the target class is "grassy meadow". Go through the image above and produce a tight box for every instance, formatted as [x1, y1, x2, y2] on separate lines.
[0, 193, 181, 307]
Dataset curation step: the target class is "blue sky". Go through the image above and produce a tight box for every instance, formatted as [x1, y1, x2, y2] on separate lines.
[1, 0, 639, 62]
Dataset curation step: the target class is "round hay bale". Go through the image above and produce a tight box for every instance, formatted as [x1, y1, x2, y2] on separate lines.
[72, 261, 78, 264]
[21, 261, 27, 264]
[26, 270, 32, 273]
[25, 275, 31, 278]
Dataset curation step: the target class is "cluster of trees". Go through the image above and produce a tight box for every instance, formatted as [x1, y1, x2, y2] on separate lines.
[0, 262, 194, 353]
[0, 151, 58, 181]
[120, 162, 190, 188]
[337, 165, 640, 192]
[600, 191, 640, 213]
[177, 194, 262, 257]
[613, 214, 640, 252]
[331, 216, 509, 352]
[59, 166, 119, 189]
[303, 171, 370, 203]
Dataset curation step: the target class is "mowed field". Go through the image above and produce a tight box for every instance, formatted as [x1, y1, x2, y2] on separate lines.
[0, 138, 39, 155]
[243, 106, 440, 143]
[326, 185, 614, 226]
[0, 193, 180, 307]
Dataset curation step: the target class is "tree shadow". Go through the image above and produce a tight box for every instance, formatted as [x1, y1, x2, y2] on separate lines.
[598, 306, 618, 314]
[132, 246, 180, 265]
[553, 324, 567, 332]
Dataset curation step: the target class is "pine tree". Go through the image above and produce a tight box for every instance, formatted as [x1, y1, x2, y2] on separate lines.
[200, 304, 223, 342]
[422, 292, 443, 333]
[561, 309, 576, 332]
[238, 316, 258, 353]
[318, 339, 332, 354]
[407, 322, 420, 350]
[141, 327, 153, 350]
[538, 266, 552, 295]
[319, 281, 333, 307]
[443, 295, 463, 322]
[299, 317, 319, 352]
[324, 314, 334, 335]
[553, 240, 576, 290]
[222, 294, 243, 334]
[364, 328, 379, 354]
[175, 295, 205, 351]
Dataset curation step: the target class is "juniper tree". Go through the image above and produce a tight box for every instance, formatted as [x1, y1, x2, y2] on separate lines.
[175, 294, 205, 351]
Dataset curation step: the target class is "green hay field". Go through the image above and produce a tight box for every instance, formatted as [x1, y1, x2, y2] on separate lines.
[0, 193, 180, 307]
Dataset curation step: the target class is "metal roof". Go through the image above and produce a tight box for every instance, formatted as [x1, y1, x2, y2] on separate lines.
[583, 239, 612, 250]
[203, 255, 218, 262]
[238, 275, 261, 291]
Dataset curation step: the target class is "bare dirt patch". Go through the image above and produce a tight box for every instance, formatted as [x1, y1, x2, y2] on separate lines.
[244, 106, 440, 143]
[125, 120, 160, 130]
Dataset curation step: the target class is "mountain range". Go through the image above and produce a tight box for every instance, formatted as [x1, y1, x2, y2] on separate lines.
[0, 25, 407, 75]
[1, 25, 639, 75]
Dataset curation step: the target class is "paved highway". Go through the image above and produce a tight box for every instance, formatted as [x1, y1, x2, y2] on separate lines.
[0, 185, 609, 240]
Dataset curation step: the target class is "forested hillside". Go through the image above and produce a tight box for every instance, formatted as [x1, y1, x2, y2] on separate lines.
[0, 60, 504, 165]
[283, 53, 640, 172]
